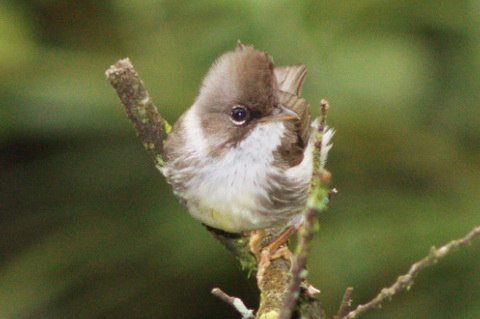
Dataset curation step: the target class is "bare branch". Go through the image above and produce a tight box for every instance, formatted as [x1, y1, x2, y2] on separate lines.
[334, 287, 354, 319]
[343, 225, 480, 319]
[105, 58, 170, 169]
[211, 287, 255, 319]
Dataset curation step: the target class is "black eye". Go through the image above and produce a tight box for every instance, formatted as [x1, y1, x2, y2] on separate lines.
[230, 106, 249, 125]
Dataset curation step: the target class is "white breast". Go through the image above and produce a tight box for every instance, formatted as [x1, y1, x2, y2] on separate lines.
[168, 107, 287, 232]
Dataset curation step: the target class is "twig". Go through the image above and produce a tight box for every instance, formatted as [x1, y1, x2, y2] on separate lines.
[279, 100, 332, 319]
[334, 287, 354, 319]
[211, 287, 255, 319]
[342, 225, 480, 319]
[105, 58, 170, 169]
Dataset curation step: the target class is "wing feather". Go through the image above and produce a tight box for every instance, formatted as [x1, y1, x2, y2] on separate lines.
[275, 64, 311, 147]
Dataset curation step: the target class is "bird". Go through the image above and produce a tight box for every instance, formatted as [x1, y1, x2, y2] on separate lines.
[160, 42, 333, 267]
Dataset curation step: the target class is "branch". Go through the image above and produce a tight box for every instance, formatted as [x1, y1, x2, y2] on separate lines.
[257, 256, 294, 319]
[341, 225, 480, 319]
[334, 287, 354, 319]
[212, 287, 255, 319]
[105, 58, 170, 169]
[279, 100, 332, 319]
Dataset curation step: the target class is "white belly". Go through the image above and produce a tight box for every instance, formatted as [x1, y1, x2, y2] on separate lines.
[183, 121, 286, 232]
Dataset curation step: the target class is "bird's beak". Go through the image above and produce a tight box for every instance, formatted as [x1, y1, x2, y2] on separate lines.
[260, 105, 299, 123]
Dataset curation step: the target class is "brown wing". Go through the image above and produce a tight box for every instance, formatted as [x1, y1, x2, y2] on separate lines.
[275, 65, 311, 146]
[274, 64, 307, 96]
[278, 91, 311, 147]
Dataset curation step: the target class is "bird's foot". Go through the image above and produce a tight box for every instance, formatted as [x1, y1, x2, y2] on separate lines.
[256, 245, 293, 289]
[249, 226, 298, 289]
[248, 229, 266, 256]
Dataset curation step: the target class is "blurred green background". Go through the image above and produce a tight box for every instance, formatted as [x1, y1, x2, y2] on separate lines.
[1, 1, 479, 318]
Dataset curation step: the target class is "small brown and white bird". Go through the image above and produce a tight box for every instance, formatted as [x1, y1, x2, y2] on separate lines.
[161, 43, 333, 240]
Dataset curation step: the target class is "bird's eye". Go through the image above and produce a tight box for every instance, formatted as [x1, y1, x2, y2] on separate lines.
[230, 106, 249, 125]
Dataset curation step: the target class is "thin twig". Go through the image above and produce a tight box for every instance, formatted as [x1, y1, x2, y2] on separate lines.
[342, 225, 480, 319]
[279, 100, 332, 319]
[211, 287, 255, 319]
[334, 287, 354, 319]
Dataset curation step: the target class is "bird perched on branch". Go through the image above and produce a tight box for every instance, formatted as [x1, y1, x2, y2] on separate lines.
[161, 42, 333, 273]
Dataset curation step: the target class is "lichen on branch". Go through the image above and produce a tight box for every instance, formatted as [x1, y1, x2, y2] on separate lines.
[105, 58, 170, 169]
